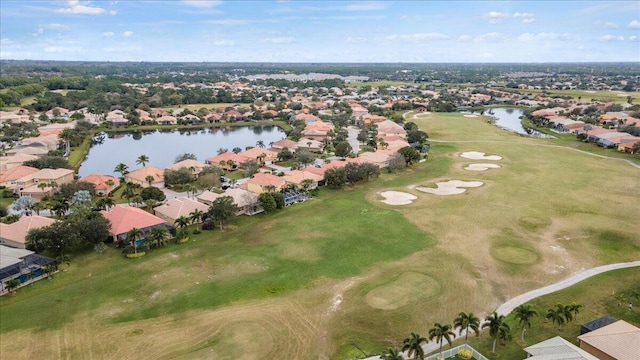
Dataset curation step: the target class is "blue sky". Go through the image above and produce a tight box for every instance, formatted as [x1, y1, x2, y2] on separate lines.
[1, 1, 639, 62]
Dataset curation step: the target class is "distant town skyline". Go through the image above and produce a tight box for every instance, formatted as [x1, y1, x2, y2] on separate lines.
[1, 0, 639, 63]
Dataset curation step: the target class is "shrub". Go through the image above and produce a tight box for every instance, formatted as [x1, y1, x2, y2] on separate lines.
[457, 348, 473, 360]
[177, 237, 190, 244]
[201, 219, 214, 230]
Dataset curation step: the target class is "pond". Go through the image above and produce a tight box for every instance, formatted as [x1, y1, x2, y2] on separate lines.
[466, 107, 554, 138]
[78, 125, 286, 177]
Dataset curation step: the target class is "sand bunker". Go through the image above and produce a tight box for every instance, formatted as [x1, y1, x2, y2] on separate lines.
[415, 180, 484, 195]
[464, 163, 501, 171]
[379, 191, 417, 205]
[460, 151, 502, 160]
[463, 114, 479, 118]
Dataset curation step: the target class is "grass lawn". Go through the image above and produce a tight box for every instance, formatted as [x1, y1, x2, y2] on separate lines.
[503, 88, 640, 104]
[1, 110, 638, 359]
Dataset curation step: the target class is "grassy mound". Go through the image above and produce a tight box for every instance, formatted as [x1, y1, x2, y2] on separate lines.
[491, 246, 539, 265]
[365, 272, 440, 310]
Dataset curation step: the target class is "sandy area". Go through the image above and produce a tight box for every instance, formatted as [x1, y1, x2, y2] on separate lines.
[460, 151, 502, 160]
[415, 180, 484, 195]
[464, 163, 501, 171]
[379, 191, 417, 205]
[463, 114, 479, 118]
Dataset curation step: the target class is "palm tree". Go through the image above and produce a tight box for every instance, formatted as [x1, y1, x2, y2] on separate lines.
[256, 140, 265, 148]
[175, 216, 190, 234]
[189, 209, 204, 231]
[136, 154, 149, 167]
[380, 347, 403, 360]
[402, 332, 427, 360]
[98, 197, 115, 211]
[114, 163, 129, 181]
[429, 323, 456, 358]
[59, 128, 74, 156]
[126, 227, 143, 254]
[568, 302, 583, 321]
[32, 202, 44, 215]
[5, 278, 20, 294]
[482, 312, 510, 354]
[514, 304, 538, 342]
[546, 305, 566, 331]
[454, 312, 480, 345]
[145, 175, 155, 187]
[147, 226, 169, 248]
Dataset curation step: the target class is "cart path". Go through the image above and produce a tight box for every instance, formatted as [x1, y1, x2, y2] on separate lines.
[363, 260, 640, 359]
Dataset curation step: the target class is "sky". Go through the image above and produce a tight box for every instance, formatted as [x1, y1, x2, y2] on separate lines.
[1, 0, 639, 63]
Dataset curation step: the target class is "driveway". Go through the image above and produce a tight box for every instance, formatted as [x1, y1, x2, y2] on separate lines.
[347, 126, 361, 153]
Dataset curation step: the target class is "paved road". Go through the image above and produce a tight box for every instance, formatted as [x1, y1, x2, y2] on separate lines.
[363, 261, 640, 360]
[347, 126, 361, 153]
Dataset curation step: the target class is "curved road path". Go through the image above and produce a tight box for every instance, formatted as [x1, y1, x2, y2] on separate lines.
[363, 261, 640, 359]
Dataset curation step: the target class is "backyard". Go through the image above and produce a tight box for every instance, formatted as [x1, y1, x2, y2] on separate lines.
[0, 111, 638, 359]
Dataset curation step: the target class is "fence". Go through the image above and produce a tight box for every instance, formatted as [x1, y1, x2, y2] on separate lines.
[424, 344, 489, 360]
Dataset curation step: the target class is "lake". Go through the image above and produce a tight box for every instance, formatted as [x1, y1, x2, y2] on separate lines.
[78, 126, 286, 177]
[466, 108, 554, 138]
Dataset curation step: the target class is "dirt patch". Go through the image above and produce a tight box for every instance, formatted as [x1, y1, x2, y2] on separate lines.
[460, 151, 502, 160]
[379, 191, 417, 205]
[365, 272, 440, 310]
[415, 180, 484, 195]
[280, 243, 321, 262]
[492, 246, 539, 265]
[463, 114, 479, 118]
[464, 163, 501, 171]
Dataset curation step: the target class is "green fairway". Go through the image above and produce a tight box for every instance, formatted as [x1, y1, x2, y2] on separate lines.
[1, 110, 638, 359]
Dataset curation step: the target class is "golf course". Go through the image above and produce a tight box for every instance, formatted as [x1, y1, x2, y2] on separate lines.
[1, 111, 639, 359]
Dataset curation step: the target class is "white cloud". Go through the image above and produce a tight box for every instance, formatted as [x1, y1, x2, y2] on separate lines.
[630, 35, 638, 42]
[45, 23, 71, 30]
[401, 15, 420, 21]
[263, 37, 294, 43]
[457, 35, 472, 42]
[346, 36, 367, 43]
[182, 0, 223, 8]
[602, 21, 619, 29]
[44, 45, 82, 53]
[1, 38, 14, 45]
[484, 11, 535, 24]
[55, 0, 106, 15]
[344, 2, 387, 11]
[103, 31, 115, 37]
[109, 10, 117, 15]
[204, 19, 249, 25]
[599, 34, 624, 41]
[521, 18, 536, 24]
[517, 32, 577, 41]
[122, 31, 133, 37]
[386, 32, 449, 43]
[474, 32, 510, 42]
[212, 40, 234, 46]
[628, 19, 640, 29]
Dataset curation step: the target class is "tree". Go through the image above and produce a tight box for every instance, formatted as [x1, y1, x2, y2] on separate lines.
[114, 163, 129, 178]
[175, 216, 190, 234]
[454, 312, 480, 345]
[380, 347, 403, 360]
[482, 312, 510, 354]
[147, 226, 169, 248]
[5, 278, 20, 294]
[140, 186, 166, 202]
[232, 147, 243, 154]
[59, 128, 74, 155]
[402, 332, 427, 360]
[294, 148, 315, 167]
[398, 146, 421, 165]
[71, 190, 92, 205]
[277, 147, 293, 161]
[325, 168, 348, 188]
[189, 209, 204, 231]
[242, 159, 260, 178]
[568, 302, 583, 321]
[13, 196, 36, 214]
[387, 153, 407, 172]
[429, 323, 456, 358]
[208, 196, 238, 229]
[127, 227, 143, 254]
[136, 154, 149, 167]
[514, 304, 537, 342]
[174, 153, 197, 163]
[58, 181, 96, 200]
[258, 192, 277, 213]
[24, 156, 70, 170]
[197, 173, 221, 191]
[334, 141, 352, 158]
[546, 303, 571, 330]
[145, 175, 155, 187]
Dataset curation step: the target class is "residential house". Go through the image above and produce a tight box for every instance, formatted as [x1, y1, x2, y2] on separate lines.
[301, 120, 335, 141]
[100, 205, 168, 243]
[246, 173, 286, 194]
[17, 168, 75, 199]
[282, 169, 323, 189]
[378, 135, 410, 152]
[577, 320, 640, 360]
[157, 115, 178, 125]
[0, 215, 56, 249]
[296, 139, 323, 153]
[124, 166, 165, 188]
[239, 147, 279, 165]
[153, 197, 209, 226]
[0, 165, 39, 193]
[206, 152, 249, 170]
[165, 159, 209, 177]
[355, 151, 392, 168]
[197, 188, 262, 215]
[271, 138, 298, 152]
[0, 154, 39, 170]
[80, 174, 119, 196]
[0, 245, 57, 294]
[377, 120, 407, 138]
[524, 336, 598, 360]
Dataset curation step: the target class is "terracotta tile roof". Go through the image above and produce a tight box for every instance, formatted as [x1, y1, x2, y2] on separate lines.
[0, 165, 39, 183]
[197, 188, 258, 208]
[153, 197, 209, 222]
[165, 159, 208, 172]
[272, 138, 298, 149]
[0, 215, 56, 246]
[207, 152, 249, 165]
[100, 205, 166, 236]
[18, 168, 74, 183]
[125, 166, 164, 184]
[578, 320, 640, 360]
[239, 147, 278, 161]
[282, 170, 323, 185]
[247, 172, 286, 187]
[80, 174, 119, 191]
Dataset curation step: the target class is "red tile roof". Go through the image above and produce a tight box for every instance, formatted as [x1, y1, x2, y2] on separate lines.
[100, 206, 166, 236]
